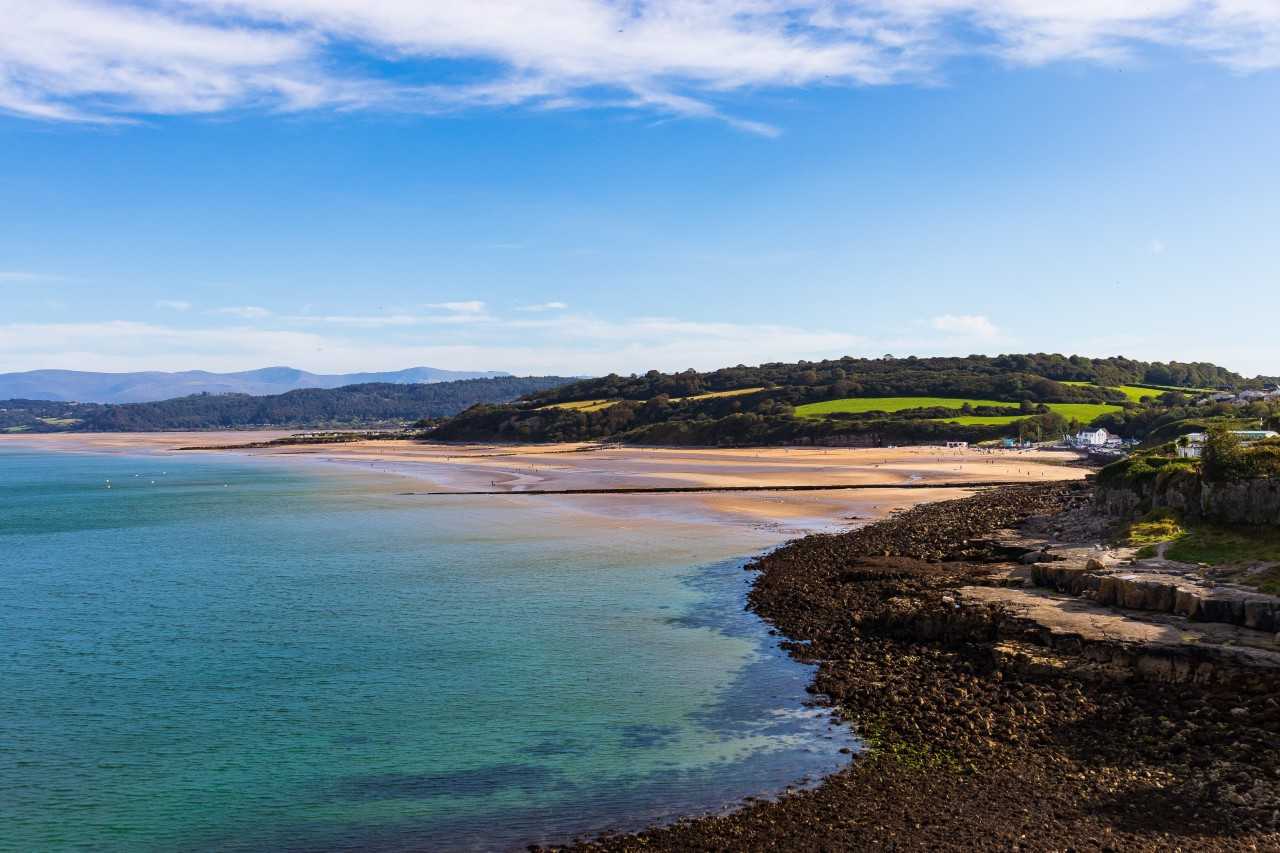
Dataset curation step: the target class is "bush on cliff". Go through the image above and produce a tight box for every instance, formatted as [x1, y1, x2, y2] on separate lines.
[1201, 426, 1280, 482]
[1097, 450, 1198, 486]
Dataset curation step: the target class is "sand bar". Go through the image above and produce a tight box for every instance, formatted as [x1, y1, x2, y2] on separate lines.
[3, 432, 1089, 536]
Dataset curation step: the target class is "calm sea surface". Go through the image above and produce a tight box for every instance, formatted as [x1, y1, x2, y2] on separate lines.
[0, 448, 853, 851]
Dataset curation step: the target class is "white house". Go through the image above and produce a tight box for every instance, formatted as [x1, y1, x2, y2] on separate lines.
[1073, 427, 1112, 447]
[1175, 432, 1207, 458]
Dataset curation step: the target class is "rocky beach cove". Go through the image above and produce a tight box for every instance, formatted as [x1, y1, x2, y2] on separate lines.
[8, 435, 1279, 850]
[551, 480, 1280, 851]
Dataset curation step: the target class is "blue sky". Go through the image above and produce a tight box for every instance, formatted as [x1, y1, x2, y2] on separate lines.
[2, 2, 1279, 377]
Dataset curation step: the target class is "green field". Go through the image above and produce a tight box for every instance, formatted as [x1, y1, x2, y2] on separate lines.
[1061, 381, 1156, 403]
[935, 402, 1122, 426]
[938, 402, 1120, 425]
[795, 396, 1014, 418]
[1044, 402, 1123, 421]
[1061, 380, 1213, 403]
[553, 392, 1123, 425]
[796, 396, 1120, 426]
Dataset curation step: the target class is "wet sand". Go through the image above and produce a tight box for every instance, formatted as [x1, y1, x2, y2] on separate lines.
[1, 432, 1088, 536]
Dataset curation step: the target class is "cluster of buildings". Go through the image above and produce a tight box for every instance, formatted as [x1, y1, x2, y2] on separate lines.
[1066, 427, 1129, 450]
[1198, 388, 1280, 405]
[1174, 430, 1280, 459]
[1061, 427, 1141, 461]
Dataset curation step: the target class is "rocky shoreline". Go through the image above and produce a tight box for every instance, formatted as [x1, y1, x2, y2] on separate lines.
[546, 481, 1279, 851]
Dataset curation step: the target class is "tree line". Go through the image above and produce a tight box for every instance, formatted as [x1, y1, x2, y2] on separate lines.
[0, 376, 574, 432]
[522, 354, 1247, 408]
[432, 354, 1255, 447]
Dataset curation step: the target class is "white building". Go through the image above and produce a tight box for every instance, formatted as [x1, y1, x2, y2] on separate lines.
[1175, 430, 1279, 459]
[1175, 432, 1206, 458]
[1073, 427, 1112, 447]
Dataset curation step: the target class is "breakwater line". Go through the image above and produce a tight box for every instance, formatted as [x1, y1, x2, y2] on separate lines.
[412, 480, 1026, 496]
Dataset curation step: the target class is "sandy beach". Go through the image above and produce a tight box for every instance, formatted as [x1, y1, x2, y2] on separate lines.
[1, 432, 1089, 536]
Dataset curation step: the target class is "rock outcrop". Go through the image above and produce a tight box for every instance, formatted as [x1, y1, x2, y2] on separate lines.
[1098, 467, 1280, 525]
[1030, 562, 1280, 633]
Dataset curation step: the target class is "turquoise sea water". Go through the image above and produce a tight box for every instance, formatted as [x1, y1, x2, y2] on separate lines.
[0, 448, 853, 851]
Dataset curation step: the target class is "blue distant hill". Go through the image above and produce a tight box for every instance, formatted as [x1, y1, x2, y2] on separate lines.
[0, 366, 511, 404]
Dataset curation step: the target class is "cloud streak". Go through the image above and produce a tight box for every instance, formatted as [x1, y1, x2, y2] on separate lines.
[2, 2, 1278, 131]
[0, 310, 872, 374]
[930, 313, 999, 338]
[212, 305, 272, 319]
[0, 270, 62, 282]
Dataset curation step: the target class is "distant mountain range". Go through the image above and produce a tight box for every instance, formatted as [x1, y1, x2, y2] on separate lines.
[0, 367, 511, 404]
[0, 376, 574, 432]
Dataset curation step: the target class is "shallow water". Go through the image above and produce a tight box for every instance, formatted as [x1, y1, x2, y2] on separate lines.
[0, 449, 854, 851]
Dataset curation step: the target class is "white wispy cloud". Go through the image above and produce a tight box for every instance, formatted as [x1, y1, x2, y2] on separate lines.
[154, 299, 192, 311]
[295, 314, 422, 328]
[930, 313, 999, 338]
[2, 2, 1277, 131]
[423, 301, 487, 314]
[0, 320, 326, 371]
[0, 270, 61, 282]
[212, 305, 272, 319]
[281, 301, 497, 327]
[518, 301, 569, 312]
[0, 311, 868, 374]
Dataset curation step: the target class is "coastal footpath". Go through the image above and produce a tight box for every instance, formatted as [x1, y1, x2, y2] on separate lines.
[553, 482, 1279, 851]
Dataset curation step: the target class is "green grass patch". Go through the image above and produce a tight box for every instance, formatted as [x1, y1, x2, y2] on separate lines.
[935, 402, 1121, 426]
[796, 396, 1014, 418]
[1127, 509, 1186, 548]
[1060, 380, 1211, 403]
[1124, 511, 1280, 586]
[1099, 453, 1199, 485]
[1044, 402, 1123, 422]
[1110, 385, 1164, 403]
[796, 396, 1121, 424]
[1164, 525, 1280, 568]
